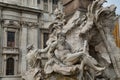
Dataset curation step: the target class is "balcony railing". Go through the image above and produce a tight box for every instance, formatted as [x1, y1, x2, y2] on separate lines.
[2, 47, 19, 54]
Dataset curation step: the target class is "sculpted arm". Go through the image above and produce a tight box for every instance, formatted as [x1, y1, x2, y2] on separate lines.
[47, 41, 58, 58]
[38, 45, 50, 53]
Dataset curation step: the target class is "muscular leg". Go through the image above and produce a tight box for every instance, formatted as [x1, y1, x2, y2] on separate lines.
[63, 52, 105, 71]
[64, 52, 83, 63]
[83, 57, 105, 71]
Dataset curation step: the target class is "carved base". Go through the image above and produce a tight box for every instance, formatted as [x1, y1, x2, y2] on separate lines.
[47, 73, 78, 80]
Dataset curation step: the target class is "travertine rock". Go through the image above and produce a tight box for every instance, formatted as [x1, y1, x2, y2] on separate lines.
[25, 0, 120, 80]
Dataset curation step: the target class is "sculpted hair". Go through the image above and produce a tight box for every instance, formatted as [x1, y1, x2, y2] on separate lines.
[57, 32, 66, 39]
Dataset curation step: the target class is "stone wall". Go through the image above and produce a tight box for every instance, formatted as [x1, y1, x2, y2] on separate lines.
[0, 0, 62, 80]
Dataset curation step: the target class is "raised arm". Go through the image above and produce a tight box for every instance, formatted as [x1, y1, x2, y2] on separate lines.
[38, 45, 50, 53]
[47, 41, 58, 59]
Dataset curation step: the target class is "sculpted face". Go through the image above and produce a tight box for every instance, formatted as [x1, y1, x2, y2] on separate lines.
[27, 44, 34, 52]
[57, 33, 66, 43]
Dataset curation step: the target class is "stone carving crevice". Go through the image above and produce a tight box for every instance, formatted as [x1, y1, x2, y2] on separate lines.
[24, 0, 120, 80]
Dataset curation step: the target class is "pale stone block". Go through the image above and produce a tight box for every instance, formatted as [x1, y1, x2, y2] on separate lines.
[28, 28, 38, 48]
[22, 13, 37, 22]
[3, 0, 21, 5]
[20, 27, 27, 74]
[3, 10, 20, 20]
[1, 77, 21, 80]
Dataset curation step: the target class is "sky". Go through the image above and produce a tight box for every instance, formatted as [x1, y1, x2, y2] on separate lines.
[103, 0, 120, 14]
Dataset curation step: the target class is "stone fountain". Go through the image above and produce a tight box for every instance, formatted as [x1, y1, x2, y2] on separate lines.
[23, 0, 120, 80]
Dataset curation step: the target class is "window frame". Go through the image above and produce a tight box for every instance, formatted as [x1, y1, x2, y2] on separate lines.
[7, 31, 15, 47]
[6, 58, 15, 75]
[37, 0, 40, 4]
[3, 28, 19, 48]
[2, 55, 19, 76]
[39, 29, 49, 67]
[52, 0, 58, 12]
[39, 29, 49, 49]
[52, 0, 58, 5]
[44, 0, 48, 3]
[43, 32, 49, 48]
[43, 0, 48, 11]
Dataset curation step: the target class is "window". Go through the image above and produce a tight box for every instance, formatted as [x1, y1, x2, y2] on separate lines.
[52, 0, 58, 11]
[37, 0, 40, 4]
[44, 0, 48, 11]
[44, 0, 48, 3]
[53, 0, 58, 5]
[43, 33, 49, 48]
[6, 58, 14, 75]
[39, 29, 49, 49]
[7, 31, 15, 47]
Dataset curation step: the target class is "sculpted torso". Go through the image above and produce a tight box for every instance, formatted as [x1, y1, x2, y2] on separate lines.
[55, 42, 71, 61]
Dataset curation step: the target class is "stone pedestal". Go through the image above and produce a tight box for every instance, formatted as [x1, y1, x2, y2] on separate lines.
[47, 74, 78, 80]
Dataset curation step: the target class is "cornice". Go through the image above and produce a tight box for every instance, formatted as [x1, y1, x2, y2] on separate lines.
[2, 19, 39, 28]
[0, 2, 46, 14]
[2, 19, 20, 28]
[20, 21, 39, 28]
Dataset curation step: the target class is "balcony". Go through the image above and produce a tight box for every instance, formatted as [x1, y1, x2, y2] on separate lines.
[2, 47, 19, 55]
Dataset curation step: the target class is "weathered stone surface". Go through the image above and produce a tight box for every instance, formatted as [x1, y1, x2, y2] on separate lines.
[46, 73, 77, 80]
[24, 0, 120, 80]
[0, 0, 62, 80]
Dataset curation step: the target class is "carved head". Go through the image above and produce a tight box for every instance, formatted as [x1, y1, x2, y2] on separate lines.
[57, 32, 66, 43]
[27, 44, 34, 52]
[54, 8, 64, 20]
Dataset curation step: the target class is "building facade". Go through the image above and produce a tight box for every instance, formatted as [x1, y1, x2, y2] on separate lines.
[0, 0, 62, 80]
